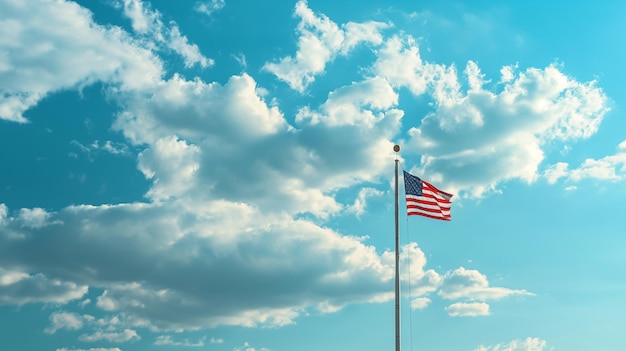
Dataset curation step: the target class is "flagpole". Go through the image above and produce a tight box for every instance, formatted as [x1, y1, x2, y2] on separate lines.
[394, 144, 400, 351]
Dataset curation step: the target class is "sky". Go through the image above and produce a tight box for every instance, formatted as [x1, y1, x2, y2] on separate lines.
[1, 0, 626, 350]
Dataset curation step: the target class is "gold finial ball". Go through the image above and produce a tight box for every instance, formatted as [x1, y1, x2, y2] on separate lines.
[393, 144, 400, 153]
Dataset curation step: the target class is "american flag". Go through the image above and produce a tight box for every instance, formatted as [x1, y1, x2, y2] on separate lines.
[403, 171, 452, 221]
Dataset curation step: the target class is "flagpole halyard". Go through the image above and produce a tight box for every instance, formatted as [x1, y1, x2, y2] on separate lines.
[394, 144, 400, 351]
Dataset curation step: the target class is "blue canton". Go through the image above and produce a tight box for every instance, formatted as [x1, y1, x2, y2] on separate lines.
[403, 171, 423, 196]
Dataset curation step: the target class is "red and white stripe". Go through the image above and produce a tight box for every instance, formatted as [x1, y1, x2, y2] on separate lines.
[406, 179, 452, 221]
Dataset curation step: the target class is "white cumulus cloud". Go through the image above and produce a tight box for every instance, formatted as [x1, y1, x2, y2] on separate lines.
[543, 139, 626, 184]
[438, 267, 532, 301]
[45, 311, 85, 334]
[79, 329, 140, 343]
[474, 337, 549, 351]
[154, 335, 206, 347]
[194, 0, 225, 17]
[0, 269, 87, 305]
[118, 0, 213, 68]
[263, 0, 389, 92]
[405, 59, 608, 197]
[0, 0, 162, 122]
[445, 302, 490, 317]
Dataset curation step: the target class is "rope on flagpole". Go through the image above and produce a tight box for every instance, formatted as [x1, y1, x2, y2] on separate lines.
[400, 164, 415, 351]
[405, 198, 415, 351]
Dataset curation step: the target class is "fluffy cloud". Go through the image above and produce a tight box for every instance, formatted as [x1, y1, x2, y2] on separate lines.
[438, 267, 531, 301]
[45, 311, 85, 334]
[390, 248, 530, 315]
[0, 0, 162, 122]
[474, 337, 549, 351]
[118, 0, 213, 68]
[115, 73, 287, 145]
[544, 139, 626, 184]
[370, 32, 609, 197]
[70, 140, 132, 160]
[0, 200, 526, 330]
[17, 207, 55, 228]
[410, 297, 431, 310]
[46, 311, 140, 344]
[234, 342, 270, 351]
[445, 302, 489, 317]
[0, 202, 394, 330]
[0, 269, 87, 305]
[0, 204, 7, 224]
[137, 136, 201, 200]
[210, 337, 224, 344]
[194, 0, 225, 17]
[263, 0, 389, 92]
[296, 77, 399, 127]
[347, 187, 384, 218]
[79, 329, 140, 343]
[118, 0, 158, 34]
[154, 335, 206, 347]
[405, 59, 608, 197]
[391, 243, 442, 297]
[373, 34, 441, 96]
[113, 71, 401, 218]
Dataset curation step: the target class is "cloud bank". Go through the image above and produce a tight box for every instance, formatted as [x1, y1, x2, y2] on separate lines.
[0, 0, 611, 344]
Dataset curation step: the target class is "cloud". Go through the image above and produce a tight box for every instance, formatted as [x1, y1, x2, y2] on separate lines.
[0, 200, 520, 332]
[0, 268, 87, 305]
[194, 0, 225, 17]
[372, 34, 441, 96]
[438, 267, 531, 301]
[392, 243, 442, 297]
[114, 73, 287, 145]
[79, 329, 140, 343]
[370, 32, 609, 197]
[234, 342, 270, 351]
[113, 71, 401, 218]
[118, 0, 159, 34]
[544, 139, 626, 184]
[45, 311, 85, 334]
[474, 337, 549, 351]
[296, 77, 399, 127]
[0, 0, 162, 123]
[210, 337, 224, 344]
[391, 244, 525, 315]
[405, 59, 608, 197]
[543, 162, 570, 184]
[56, 348, 122, 351]
[263, 0, 389, 92]
[118, 0, 213, 68]
[0, 204, 7, 225]
[137, 136, 201, 200]
[0, 202, 394, 330]
[154, 335, 206, 347]
[18, 207, 55, 228]
[167, 25, 213, 69]
[346, 187, 384, 218]
[445, 302, 489, 317]
[410, 297, 431, 310]
[46, 311, 141, 344]
[70, 139, 132, 159]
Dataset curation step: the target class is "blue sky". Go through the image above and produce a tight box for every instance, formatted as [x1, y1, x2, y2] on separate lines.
[1, 1, 625, 350]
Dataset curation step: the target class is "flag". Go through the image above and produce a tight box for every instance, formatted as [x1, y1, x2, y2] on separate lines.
[403, 171, 452, 221]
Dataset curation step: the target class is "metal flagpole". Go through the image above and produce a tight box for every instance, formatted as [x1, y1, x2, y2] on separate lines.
[394, 144, 401, 351]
